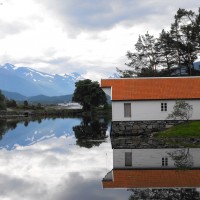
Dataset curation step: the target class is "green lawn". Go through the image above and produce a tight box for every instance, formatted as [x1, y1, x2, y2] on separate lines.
[156, 121, 200, 138]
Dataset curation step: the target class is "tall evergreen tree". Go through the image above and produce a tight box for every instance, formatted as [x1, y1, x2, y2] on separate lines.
[170, 8, 197, 75]
[118, 8, 200, 77]
[118, 32, 159, 77]
[155, 30, 176, 75]
[194, 8, 200, 49]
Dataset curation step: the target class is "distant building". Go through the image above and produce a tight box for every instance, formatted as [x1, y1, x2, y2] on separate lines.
[57, 102, 82, 109]
[169, 61, 200, 76]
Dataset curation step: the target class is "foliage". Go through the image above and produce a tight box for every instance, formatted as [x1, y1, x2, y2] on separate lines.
[0, 90, 6, 110]
[118, 8, 200, 77]
[118, 32, 159, 76]
[23, 100, 29, 108]
[6, 99, 17, 108]
[73, 116, 108, 148]
[167, 148, 193, 169]
[167, 100, 193, 121]
[72, 79, 107, 111]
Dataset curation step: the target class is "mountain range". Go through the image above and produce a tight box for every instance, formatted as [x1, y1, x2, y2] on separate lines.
[2, 90, 73, 104]
[0, 63, 85, 97]
[0, 63, 119, 103]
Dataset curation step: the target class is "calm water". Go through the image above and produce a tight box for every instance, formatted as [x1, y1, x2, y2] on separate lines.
[0, 117, 130, 200]
[0, 117, 200, 200]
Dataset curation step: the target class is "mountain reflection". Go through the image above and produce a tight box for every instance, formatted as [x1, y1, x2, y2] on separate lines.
[73, 116, 108, 148]
[0, 117, 109, 150]
[0, 118, 82, 150]
[102, 135, 200, 199]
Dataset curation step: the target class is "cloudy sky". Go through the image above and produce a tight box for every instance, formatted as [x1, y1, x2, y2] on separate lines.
[0, 0, 199, 80]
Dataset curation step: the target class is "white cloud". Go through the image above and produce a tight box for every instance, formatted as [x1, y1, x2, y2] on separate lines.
[0, 135, 117, 200]
[0, 0, 199, 80]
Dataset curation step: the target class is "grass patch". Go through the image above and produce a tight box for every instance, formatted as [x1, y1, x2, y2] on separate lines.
[156, 121, 200, 138]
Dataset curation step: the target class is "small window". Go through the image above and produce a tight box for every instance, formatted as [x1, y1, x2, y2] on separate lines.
[125, 152, 132, 166]
[161, 103, 167, 111]
[124, 103, 131, 117]
[162, 157, 168, 166]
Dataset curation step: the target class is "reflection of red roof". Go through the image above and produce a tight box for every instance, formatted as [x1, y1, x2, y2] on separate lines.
[103, 169, 200, 188]
[101, 77, 200, 101]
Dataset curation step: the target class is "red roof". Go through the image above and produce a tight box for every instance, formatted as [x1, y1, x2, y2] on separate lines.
[101, 77, 200, 101]
[102, 169, 200, 188]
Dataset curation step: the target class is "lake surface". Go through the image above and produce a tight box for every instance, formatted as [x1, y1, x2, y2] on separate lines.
[0, 117, 130, 200]
[0, 117, 200, 200]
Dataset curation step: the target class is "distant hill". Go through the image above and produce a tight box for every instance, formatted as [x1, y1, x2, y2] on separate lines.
[2, 90, 73, 104]
[2, 90, 27, 101]
[28, 94, 73, 104]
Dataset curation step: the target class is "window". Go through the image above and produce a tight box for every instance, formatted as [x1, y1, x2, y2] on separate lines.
[162, 157, 168, 166]
[124, 103, 131, 117]
[161, 103, 167, 111]
[125, 152, 132, 166]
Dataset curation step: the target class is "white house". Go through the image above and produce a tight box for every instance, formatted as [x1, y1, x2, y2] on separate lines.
[101, 77, 200, 121]
[103, 148, 200, 189]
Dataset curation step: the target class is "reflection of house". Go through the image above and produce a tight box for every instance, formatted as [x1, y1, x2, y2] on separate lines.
[103, 169, 200, 188]
[103, 148, 200, 189]
[112, 148, 199, 169]
[101, 77, 200, 121]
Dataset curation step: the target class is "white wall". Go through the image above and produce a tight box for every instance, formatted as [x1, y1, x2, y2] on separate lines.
[102, 88, 111, 98]
[112, 100, 200, 121]
[113, 148, 200, 169]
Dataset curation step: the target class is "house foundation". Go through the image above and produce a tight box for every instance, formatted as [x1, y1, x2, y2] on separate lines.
[111, 120, 184, 137]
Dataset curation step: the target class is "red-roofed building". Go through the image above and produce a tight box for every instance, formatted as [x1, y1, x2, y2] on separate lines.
[103, 169, 200, 189]
[101, 77, 200, 121]
[102, 148, 200, 189]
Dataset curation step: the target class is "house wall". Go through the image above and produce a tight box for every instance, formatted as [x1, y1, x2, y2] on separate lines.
[102, 88, 111, 98]
[113, 148, 200, 169]
[112, 100, 200, 121]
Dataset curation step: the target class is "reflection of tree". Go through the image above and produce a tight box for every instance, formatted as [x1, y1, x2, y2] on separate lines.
[0, 117, 44, 141]
[0, 120, 8, 140]
[129, 188, 200, 200]
[24, 120, 29, 127]
[0, 120, 19, 140]
[168, 148, 193, 169]
[73, 116, 108, 148]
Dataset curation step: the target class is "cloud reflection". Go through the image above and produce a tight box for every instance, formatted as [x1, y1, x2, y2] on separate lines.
[0, 127, 128, 199]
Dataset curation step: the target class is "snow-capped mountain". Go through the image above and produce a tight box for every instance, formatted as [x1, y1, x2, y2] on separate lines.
[0, 63, 85, 96]
[108, 73, 120, 78]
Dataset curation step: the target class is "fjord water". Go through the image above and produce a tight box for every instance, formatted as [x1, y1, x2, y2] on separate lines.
[1, 118, 200, 200]
[0, 118, 130, 200]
